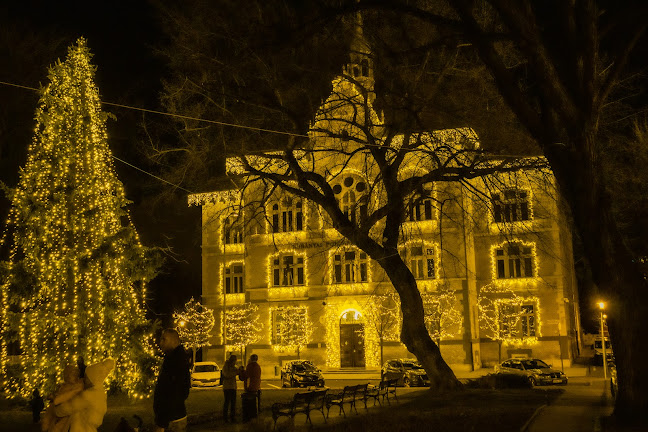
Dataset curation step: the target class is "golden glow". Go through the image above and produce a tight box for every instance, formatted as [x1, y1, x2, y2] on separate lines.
[0, 39, 156, 398]
[266, 250, 309, 289]
[598, 301, 605, 310]
[478, 284, 541, 347]
[268, 306, 313, 352]
[224, 303, 262, 348]
[489, 239, 539, 287]
[421, 286, 463, 342]
[173, 298, 215, 354]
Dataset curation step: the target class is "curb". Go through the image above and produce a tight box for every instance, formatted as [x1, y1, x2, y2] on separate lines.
[519, 404, 547, 432]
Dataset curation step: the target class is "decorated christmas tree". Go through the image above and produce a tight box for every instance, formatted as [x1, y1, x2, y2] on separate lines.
[0, 38, 158, 398]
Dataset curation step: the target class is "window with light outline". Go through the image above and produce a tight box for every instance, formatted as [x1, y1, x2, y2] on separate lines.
[495, 242, 535, 279]
[491, 188, 531, 223]
[270, 197, 304, 233]
[332, 249, 368, 284]
[499, 302, 537, 338]
[224, 262, 244, 294]
[272, 253, 305, 286]
[270, 306, 309, 345]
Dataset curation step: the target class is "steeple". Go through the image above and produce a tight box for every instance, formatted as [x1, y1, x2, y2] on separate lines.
[342, 12, 373, 88]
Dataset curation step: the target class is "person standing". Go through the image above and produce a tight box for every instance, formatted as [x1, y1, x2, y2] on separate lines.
[221, 354, 242, 423]
[154, 329, 191, 432]
[29, 389, 45, 423]
[244, 354, 262, 413]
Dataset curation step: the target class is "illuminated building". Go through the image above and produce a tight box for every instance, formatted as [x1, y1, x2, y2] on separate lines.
[189, 24, 582, 372]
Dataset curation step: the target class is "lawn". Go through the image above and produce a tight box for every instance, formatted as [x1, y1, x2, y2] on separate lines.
[1, 383, 562, 432]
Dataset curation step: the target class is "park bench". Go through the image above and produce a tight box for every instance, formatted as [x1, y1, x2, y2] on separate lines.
[366, 378, 399, 406]
[271, 388, 328, 428]
[325, 383, 369, 417]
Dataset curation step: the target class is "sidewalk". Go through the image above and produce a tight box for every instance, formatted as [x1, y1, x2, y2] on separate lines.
[524, 377, 613, 432]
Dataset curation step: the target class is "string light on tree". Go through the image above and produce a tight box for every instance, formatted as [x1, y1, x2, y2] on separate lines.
[224, 303, 262, 359]
[269, 306, 313, 357]
[478, 284, 541, 362]
[422, 284, 463, 344]
[0, 38, 158, 398]
[173, 298, 215, 366]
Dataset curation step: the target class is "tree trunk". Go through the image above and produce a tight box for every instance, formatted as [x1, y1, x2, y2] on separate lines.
[546, 135, 648, 425]
[382, 254, 461, 391]
[380, 335, 384, 378]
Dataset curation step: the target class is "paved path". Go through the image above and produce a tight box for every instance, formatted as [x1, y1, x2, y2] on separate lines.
[525, 377, 613, 432]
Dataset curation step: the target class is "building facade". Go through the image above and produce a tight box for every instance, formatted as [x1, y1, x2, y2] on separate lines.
[188, 29, 582, 373]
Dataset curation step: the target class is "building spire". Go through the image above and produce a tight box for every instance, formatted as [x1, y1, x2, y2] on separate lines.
[343, 10, 373, 88]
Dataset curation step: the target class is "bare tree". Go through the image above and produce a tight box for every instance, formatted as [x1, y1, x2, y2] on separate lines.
[154, 0, 554, 391]
[340, 0, 648, 422]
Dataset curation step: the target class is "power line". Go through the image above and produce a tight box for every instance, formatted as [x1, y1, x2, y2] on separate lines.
[0, 80, 198, 194]
[110, 155, 195, 194]
[0, 80, 309, 138]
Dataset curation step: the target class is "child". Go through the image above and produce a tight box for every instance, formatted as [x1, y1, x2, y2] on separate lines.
[30, 389, 45, 423]
[41, 365, 84, 432]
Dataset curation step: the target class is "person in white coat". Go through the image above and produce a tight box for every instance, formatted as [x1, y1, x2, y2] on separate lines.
[54, 358, 115, 432]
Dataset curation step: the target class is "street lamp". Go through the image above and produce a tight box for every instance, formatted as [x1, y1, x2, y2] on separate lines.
[598, 301, 608, 380]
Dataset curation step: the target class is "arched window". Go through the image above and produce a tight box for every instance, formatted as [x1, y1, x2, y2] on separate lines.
[271, 198, 303, 233]
[360, 59, 369, 77]
[331, 175, 368, 226]
[223, 216, 243, 244]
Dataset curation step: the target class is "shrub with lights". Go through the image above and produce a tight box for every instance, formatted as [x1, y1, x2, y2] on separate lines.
[0, 38, 159, 398]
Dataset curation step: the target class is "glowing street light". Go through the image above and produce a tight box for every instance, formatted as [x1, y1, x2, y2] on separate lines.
[598, 301, 608, 380]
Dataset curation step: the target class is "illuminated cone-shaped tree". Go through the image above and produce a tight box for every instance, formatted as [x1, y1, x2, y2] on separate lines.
[174, 298, 215, 366]
[0, 38, 158, 398]
[225, 303, 262, 362]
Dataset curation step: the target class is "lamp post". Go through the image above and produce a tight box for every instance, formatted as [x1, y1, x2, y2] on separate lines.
[598, 301, 608, 380]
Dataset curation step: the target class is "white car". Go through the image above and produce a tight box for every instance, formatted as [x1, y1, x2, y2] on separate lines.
[191, 361, 221, 387]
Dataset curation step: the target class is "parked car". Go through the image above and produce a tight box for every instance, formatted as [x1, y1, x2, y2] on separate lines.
[281, 360, 325, 388]
[592, 337, 614, 366]
[495, 358, 568, 386]
[382, 359, 430, 387]
[191, 361, 221, 387]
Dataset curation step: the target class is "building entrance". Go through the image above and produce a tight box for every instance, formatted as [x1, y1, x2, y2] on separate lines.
[339, 310, 365, 368]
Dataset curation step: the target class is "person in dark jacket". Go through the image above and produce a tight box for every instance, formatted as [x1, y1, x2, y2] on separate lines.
[154, 329, 191, 432]
[29, 389, 45, 423]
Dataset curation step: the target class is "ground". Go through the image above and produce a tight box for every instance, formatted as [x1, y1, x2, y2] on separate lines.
[1, 377, 563, 432]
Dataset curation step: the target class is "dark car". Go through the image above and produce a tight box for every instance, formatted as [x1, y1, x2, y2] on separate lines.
[495, 358, 568, 386]
[281, 360, 325, 388]
[381, 359, 430, 387]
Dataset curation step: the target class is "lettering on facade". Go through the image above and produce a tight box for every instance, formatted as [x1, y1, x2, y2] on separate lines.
[292, 241, 349, 250]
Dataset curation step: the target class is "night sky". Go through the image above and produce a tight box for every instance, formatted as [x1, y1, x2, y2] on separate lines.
[0, 1, 202, 323]
[1, 1, 639, 332]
